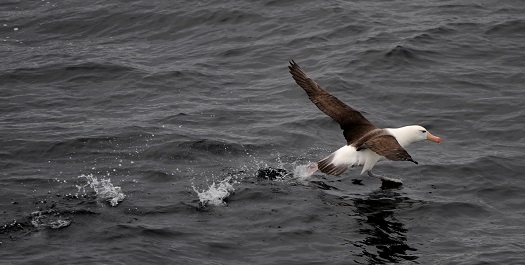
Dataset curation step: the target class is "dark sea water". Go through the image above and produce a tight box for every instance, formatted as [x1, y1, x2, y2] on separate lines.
[1, 0, 525, 264]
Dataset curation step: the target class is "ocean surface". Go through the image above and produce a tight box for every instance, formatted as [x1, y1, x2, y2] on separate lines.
[1, 0, 524, 264]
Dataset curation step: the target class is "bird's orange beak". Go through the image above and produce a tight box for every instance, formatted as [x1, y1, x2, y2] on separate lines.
[427, 132, 442, 143]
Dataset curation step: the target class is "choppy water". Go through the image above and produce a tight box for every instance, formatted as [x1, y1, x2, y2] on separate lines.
[1, 0, 525, 264]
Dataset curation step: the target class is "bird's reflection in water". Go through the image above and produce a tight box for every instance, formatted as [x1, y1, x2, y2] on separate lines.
[352, 188, 419, 264]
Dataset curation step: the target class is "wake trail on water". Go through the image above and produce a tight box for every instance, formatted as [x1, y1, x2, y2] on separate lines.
[191, 153, 319, 207]
[1, 173, 125, 238]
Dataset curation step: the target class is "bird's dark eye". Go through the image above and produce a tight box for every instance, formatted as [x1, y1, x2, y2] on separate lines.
[421, 130, 426, 133]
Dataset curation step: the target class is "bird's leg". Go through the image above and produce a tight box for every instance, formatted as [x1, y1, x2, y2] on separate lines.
[367, 170, 403, 186]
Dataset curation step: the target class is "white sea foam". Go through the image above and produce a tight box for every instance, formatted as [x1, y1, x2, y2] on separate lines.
[78, 174, 126, 206]
[30, 210, 71, 229]
[192, 176, 236, 206]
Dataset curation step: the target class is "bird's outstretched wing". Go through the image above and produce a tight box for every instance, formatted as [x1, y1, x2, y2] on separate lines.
[288, 60, 376, 144]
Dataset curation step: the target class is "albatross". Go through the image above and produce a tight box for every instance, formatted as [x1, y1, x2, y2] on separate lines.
[288, 60, 441, 185]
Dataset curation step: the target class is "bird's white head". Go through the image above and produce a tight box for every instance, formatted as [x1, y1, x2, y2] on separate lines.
[391, 125, 442, 147]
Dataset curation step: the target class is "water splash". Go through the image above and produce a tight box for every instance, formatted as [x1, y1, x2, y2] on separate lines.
[192, 176, 237, 206]
[292, 162, 318, 182]
[245, 150, 321, 184]
[189, 152, 319, 206]
[77, 174, 125, 206]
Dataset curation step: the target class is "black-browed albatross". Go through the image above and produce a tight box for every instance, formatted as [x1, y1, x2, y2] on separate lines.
[288, 60, 441, 185]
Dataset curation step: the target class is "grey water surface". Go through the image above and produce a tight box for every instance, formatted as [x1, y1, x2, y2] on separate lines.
[1, 0, 525, 264]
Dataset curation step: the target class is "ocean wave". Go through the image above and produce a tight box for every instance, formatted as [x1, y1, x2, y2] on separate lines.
[177, 139, 248, 156]
[485, 19, 525, 36]
[384, 45, 438, 64]
[407, 25, 458, 44]
[406, 201, 490, 219]
[0, 61, 137, 84]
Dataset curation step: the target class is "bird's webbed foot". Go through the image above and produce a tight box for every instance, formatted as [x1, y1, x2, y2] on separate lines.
[367, 170, 403, 189]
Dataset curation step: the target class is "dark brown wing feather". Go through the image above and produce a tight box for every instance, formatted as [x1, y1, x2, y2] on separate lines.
[359, 135, 418, 164]
[288, 60, 376, 144]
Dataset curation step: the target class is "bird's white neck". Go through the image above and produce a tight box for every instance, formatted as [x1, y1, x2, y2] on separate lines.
[386, 126, 420, 148]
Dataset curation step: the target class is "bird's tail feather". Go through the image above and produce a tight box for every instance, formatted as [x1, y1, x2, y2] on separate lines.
[317, 145, 364, 176]
[318, 153, 350, 176]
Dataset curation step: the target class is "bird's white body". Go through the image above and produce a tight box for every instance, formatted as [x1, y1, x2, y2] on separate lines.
[330, 145, 380, 174]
